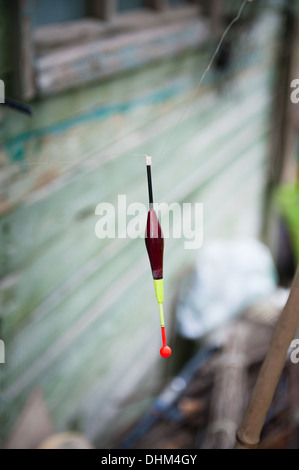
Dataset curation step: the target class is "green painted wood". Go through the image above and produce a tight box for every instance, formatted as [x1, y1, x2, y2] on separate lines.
[0, 132, 269, 392]
[0, 51, 203, 144]
[0, 101, 270, 336]
[0, 10, 282, 447]
[0, 66, 271, 282]
[0, 148, 267, 441]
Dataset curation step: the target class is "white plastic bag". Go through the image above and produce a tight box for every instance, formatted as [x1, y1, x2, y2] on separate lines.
[176, 238, 278, 339]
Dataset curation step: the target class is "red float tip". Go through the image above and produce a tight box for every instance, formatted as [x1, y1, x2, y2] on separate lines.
[160, 345, 172, 358]
[160, 326, 171, 358]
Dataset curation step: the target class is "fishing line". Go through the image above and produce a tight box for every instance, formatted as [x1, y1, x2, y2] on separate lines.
[143, 0, 252, 357]
[23, 153, 149, 166]
[157, 0, 253, 162]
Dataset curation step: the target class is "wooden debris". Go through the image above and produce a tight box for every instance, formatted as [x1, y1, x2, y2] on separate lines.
[122, 304, 299, 450]
[202, 323, 248, 449]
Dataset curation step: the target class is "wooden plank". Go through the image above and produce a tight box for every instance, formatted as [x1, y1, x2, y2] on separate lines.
[36, 19, 207, 71]
[2, 22, 276, 147]
[13, 0, 35, 100]
[34, 19, 108, 53]
[35, 18, 209, 96]
[0, 27, 278, 195]
[34, 6, 200, 52]
[202, 324, 248, 449]
[3, 62, 272, 202]
[0, 48, 203, 144]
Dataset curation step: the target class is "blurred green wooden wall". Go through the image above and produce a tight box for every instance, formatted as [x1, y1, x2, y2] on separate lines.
[0, 9, 281, 447]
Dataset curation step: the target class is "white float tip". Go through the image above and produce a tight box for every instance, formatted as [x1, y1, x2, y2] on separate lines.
[146, 155, 152, 166]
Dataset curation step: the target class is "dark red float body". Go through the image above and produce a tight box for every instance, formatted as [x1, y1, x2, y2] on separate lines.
[145, 209, 164, 280]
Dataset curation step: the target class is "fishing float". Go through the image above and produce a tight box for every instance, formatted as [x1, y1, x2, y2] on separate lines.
[145, 155, 171, 359]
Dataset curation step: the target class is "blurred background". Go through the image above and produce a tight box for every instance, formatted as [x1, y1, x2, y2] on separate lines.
[0, 0, 299, 449]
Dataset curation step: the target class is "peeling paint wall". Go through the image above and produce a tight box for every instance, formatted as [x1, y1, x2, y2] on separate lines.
[0, 10, 281, 448]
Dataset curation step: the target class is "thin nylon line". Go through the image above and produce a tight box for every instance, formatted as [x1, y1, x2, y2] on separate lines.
[22, 153, 149, 166]
[157, 0, 251, 161]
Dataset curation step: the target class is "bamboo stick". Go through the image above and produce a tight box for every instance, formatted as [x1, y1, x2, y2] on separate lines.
[236, 268, 299, 448]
